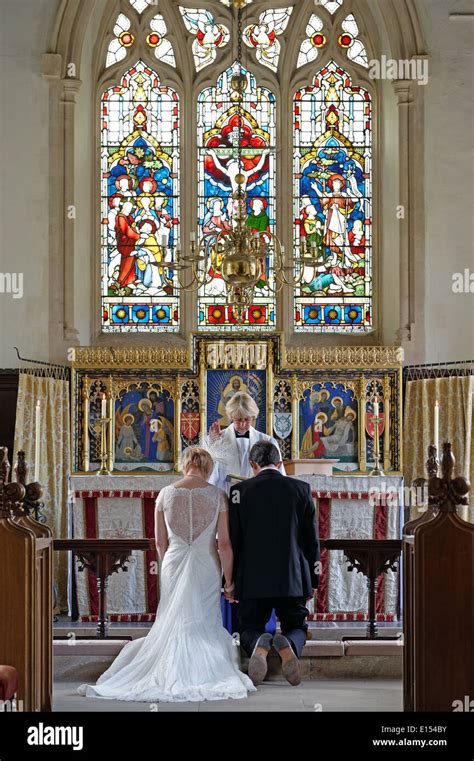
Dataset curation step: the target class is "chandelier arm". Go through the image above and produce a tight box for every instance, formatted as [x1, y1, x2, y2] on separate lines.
[175, 265, 201, 292]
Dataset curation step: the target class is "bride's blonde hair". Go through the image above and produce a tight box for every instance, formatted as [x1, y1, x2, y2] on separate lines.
[181, 446, 214, 477]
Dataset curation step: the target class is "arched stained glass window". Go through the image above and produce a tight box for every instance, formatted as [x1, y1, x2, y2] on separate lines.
[197, 64, 276, 331]
[293, 61, 372, 332]
[101, 61, 180, 332]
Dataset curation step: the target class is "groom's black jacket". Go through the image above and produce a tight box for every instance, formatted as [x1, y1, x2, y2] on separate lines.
[229, 469, 320, 599]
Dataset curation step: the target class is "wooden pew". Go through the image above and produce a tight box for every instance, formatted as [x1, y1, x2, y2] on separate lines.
[0, 448, 52, 712]
[403, 442, 473, 711]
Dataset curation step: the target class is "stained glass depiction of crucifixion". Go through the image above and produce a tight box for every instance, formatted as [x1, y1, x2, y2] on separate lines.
[197, 65, 276, 331]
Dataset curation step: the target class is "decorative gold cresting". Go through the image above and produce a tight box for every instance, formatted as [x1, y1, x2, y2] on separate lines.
[281, 345, 403, 370]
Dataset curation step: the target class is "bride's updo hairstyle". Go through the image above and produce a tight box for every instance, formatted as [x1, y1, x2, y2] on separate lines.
[182, 446, 214, 478]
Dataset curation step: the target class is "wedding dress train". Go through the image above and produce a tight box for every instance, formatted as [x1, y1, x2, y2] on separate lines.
[77, 483, 255, 702]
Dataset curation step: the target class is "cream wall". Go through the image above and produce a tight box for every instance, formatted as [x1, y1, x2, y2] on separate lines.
[0, 0, 57, 367]
[416, 0, 474, 361]
[0, 0, 472, 367]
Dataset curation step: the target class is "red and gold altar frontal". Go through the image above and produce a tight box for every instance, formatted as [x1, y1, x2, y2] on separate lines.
[70, 337, 403, 476]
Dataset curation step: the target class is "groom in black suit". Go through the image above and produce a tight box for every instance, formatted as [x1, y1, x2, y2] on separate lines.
[228, 441, 320, 686]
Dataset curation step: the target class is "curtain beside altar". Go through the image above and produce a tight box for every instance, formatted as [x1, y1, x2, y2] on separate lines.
[404, 376, 473, 523]
[14, 372, 70, 611]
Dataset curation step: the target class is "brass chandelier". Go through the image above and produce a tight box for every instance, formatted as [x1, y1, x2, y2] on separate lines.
[170, 0, 322, 322]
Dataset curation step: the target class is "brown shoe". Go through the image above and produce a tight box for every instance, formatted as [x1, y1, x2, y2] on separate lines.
[248, 633, 273, 686]
[273, 634, 301, 686]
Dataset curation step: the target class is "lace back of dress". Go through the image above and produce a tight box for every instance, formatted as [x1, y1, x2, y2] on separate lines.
[164, 487, 220, 544]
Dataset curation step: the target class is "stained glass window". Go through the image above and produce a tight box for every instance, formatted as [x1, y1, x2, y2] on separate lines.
[101, 60, 180, 332]
[179, 7, 230, 71]
[197, 64, 276, 331]
[106, 14, 134, 69]
[318, 0, 343, 14]
[339, 14, 368, 68]
[146, 14, 176, 67]
[297, 14, 325, 69]
[293, 61, 372, 332]
[129, 0, 152, 13]
[243, 8, 293, 72]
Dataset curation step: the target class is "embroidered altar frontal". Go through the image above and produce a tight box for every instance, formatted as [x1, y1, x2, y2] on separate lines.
[70, 474, 402, 622]
[73, 489, 159, 622]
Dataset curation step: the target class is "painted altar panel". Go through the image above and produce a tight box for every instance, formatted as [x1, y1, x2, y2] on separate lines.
[83, 377, 177, 473]
[206, 370, 267, 432]
[299, 381, 359, 472]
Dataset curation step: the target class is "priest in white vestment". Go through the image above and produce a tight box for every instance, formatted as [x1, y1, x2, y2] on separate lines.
[207, 391, 285, 491]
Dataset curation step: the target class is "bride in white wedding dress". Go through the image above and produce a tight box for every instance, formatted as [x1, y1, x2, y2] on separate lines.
[77, 447, 255, 702]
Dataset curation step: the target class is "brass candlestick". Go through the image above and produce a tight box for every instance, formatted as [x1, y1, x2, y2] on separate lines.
[370, 414, 385, 476]
[98, 417, 111, 475]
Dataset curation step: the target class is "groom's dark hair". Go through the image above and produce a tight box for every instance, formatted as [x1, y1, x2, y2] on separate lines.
[249, 441, 281, 467]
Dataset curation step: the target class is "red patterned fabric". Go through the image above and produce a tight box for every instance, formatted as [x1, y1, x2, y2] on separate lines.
[81, 614, 157, 623]
[143, 497, 159, 613]
[75, 490, 158, 499]
[316, 497, 330, 615]
[374, 502, 388, 615]
[84, 496, 99, 616]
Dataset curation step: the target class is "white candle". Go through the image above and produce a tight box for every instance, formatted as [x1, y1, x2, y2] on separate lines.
[434, 400, 439, 452]
[160, 235, 167, 248]
[190, 231, 196, 243]
[373, 395, 379, 418]
[34, 400, 41, 482]
[101, 393, 107, 419]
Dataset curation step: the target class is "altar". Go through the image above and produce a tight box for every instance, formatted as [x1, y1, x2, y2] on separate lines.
[69, 472, 403, 623]
[68, 339, 404, 624]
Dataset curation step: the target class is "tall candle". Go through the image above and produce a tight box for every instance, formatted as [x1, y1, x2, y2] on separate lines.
[373, 395, 379, 418]
[34, 400, 41, 482]
[101, 393, 107, 419]
[434, 400, 439, 452]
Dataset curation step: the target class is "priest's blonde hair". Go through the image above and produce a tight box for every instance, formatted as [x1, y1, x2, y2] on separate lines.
[226, 392, 259, 421]
[181, 446, 214, 477]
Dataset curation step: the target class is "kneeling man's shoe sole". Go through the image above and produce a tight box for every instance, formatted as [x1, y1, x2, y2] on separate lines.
[273, 634, 301, 686]
[248, 633, 273, 686]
